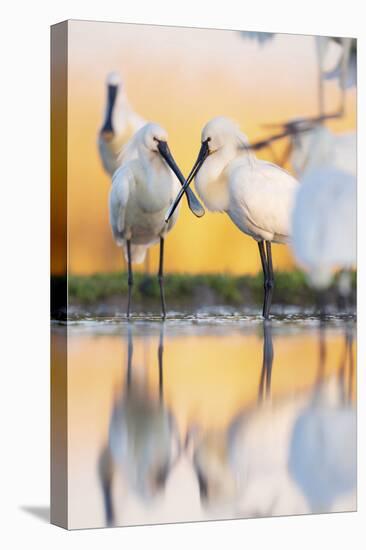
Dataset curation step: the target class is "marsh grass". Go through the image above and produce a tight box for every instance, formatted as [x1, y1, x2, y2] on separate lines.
[66, 271, 356, 307]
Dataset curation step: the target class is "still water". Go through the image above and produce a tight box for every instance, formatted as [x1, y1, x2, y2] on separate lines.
[53, 315, 356, 529]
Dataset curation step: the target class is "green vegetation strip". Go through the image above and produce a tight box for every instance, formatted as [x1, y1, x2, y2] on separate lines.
[65, 271, 356, 306]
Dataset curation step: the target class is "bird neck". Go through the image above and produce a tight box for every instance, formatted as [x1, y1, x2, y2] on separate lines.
[138, 153, 176, 212]
[101, 84, 118, 134]
[112, 91, 135, 136]
[195, 145, 250, 212]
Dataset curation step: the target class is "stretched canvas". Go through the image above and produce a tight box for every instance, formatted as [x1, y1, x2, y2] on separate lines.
[51, 20, 357, 530]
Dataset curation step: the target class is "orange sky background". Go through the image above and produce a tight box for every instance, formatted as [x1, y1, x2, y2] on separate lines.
[66, 21, 356, 275]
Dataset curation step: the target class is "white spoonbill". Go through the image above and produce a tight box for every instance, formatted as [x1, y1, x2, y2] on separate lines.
[98, 72, 146, 177]
[316, 36, 356, 115]
[110, 122, 204, 318]
[166, 116, 299, 318]
[290, 123, 356, 177]
[291, 166, 356, 293]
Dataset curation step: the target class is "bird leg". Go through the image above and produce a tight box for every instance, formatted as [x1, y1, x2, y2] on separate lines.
[158, 237, 166, 319]
[126, 240, 133, 318]
[258, 241, 269, 317]
[158, 324, 165, 403]
[316, 289, 326, 320]
[258, 241, 274, 318]
[126, 323, 133, 389]
[264, 241, 275, 318]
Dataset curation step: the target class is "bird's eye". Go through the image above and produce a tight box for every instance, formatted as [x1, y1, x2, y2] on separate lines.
[153, 137, 159, 142]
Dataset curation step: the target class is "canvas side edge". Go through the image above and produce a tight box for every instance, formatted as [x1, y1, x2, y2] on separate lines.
[50, 20, 69, 530]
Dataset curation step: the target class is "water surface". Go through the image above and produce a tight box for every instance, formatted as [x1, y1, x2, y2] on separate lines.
[52, 315, 356, 529]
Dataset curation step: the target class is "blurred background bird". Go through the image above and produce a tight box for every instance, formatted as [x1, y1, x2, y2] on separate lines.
[98, 71, 146, 177]
[291, 167, 356, 304]
[261, 118, 356, 177]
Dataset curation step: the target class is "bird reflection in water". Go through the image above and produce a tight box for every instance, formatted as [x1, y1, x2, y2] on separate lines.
[288, 321, 356, 514]
[258, 321, 274, 402]
[187, 321, 282, 517]
[98, 325, 180, 526]
[188, 320, 356, 518]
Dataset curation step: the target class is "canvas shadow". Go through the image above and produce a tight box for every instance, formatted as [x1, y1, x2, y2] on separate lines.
[20, 506, 50, 523]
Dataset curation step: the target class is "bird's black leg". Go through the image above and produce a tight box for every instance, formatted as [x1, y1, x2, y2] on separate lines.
[126, 323, 133, 389]
[258, 241, 269, 317]
[158, 324, 164, 403]
[264, 241, 274, 319]
[316, 290, 326, 320]
[126, 240, 133, 318]
[158, 237, 166, 319]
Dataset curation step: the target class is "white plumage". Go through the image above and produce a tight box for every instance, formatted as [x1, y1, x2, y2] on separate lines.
[291, 167, 356, 288]
[98, 72, 146, 177]
[227, 159, 298, 244]
[289, 123, 356, 178]
[191, 117, 298, 243]
[166, 116, 299, 317]
[110, 123, 181, 264]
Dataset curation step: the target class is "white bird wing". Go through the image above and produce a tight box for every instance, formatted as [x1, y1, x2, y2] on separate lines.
[229, 160, 298, 240]
[109, 164, 134, 244]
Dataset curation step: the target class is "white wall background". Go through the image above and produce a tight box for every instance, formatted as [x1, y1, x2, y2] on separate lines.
[0, 1, 364, 548]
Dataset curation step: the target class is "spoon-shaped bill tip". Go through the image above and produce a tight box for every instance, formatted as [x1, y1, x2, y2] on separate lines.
[186, 190, 205, 218]
[157, 140, 205, 220]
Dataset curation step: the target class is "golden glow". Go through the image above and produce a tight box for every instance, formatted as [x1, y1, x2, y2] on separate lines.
[65, 328, 356, 528]
[68, 330, 356, 440]
[66, 21, 356, 275]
